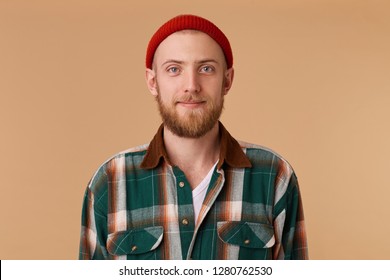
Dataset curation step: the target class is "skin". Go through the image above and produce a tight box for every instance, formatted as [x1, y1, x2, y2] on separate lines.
[145, 30, 234, 189]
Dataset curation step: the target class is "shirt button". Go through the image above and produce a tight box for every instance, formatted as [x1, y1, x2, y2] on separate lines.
[182, 218, 189, 225]
[244, 239, 250, 245]
[131, 245, 137, 252]
[179, 182, 185, 188]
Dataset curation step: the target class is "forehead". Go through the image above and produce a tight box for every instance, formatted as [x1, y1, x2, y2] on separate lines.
[153, 30, 226, 67]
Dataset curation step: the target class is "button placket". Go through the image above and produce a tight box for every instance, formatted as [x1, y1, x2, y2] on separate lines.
[172, 166, 196, 259]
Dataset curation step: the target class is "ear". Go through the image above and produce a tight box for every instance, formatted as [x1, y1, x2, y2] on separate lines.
[145, 68, 158, 97]
[223, 67, 234, 95]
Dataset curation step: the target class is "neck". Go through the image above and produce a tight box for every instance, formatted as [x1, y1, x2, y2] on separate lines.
[163, 122, 220, 172]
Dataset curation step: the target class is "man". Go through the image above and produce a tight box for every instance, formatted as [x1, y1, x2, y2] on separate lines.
[79, 14, 308, 260]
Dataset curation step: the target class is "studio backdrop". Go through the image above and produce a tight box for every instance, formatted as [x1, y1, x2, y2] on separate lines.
[0, 0, 389, 259]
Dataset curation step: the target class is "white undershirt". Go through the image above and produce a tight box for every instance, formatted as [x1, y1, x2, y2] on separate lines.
[192, 162, 218, 224]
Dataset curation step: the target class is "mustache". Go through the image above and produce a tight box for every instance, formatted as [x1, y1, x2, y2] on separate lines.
[174, 95, 207, 103]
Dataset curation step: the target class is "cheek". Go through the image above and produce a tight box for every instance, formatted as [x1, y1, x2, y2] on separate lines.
[155, 79, 172, 97]
[157, 89, 176, 106]
[202, 76, 224, 89]
[158, 76, 182, 93]
[207, 79, 225, 97]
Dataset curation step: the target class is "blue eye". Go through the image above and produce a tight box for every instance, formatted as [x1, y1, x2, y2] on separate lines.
[168, 67, 179, 73]
[201, 66, 214, 73]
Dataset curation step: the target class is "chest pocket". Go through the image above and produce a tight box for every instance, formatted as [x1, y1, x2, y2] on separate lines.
[107, 226, 163, 256]
[217, 221, 275, 248]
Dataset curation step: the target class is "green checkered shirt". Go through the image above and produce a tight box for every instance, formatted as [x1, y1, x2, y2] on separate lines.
[79, 122, 308, 259]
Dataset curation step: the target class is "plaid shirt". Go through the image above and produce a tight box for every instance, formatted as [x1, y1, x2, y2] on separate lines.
[79, 122, 308, 260]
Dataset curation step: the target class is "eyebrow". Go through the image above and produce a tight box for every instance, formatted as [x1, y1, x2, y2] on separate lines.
[161, 59, 220, 67]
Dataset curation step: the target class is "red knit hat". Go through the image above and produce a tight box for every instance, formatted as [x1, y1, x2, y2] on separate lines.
[146, 14, 233, 69]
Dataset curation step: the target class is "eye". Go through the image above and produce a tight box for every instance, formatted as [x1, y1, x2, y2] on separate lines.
[167, 66, 180, 74]
[200, 65, 214, 73]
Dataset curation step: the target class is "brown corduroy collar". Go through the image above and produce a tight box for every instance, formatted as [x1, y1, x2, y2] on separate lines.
[140, 122, 252, 170]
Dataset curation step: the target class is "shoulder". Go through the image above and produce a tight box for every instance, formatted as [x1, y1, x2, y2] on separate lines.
[87, 143, 150, 191]
[238, 140, 296, 177]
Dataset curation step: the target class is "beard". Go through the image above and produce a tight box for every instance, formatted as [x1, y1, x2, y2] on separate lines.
[155, 86, 225, 138]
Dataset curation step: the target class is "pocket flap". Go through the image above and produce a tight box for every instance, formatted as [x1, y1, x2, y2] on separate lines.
[107, 226, 163, 256]
[217, 221, 275, 248]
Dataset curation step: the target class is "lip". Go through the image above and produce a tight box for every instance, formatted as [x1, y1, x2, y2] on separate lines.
[177, 101, 206, 108]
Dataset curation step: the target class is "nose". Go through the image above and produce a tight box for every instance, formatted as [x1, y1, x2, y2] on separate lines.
[184, 70, 200, 94]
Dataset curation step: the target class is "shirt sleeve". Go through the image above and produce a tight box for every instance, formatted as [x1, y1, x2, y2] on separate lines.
[79, 170, 109, 260]
[273, 173, 309, 260]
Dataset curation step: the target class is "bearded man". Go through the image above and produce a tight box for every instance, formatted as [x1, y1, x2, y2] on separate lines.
[79, 14, 308, 260]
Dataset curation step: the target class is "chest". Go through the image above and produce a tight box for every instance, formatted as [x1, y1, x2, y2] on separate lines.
[104, 166, 276, 259]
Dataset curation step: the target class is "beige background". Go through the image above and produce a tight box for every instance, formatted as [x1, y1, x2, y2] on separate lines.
[1, 0, 389, 259]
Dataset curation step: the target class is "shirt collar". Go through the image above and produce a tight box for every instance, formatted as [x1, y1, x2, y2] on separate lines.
[140, 122, 252, 170]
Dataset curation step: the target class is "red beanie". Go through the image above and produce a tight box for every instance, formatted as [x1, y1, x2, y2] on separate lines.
[146, 14, 233, 69]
